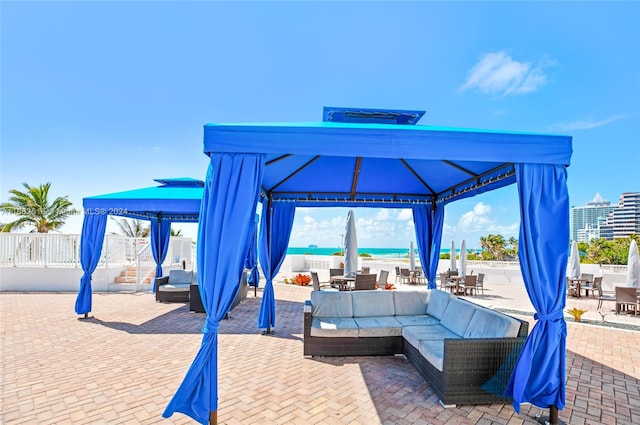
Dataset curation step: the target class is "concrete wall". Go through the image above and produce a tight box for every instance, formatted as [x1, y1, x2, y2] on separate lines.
[0, 267, 123, 292]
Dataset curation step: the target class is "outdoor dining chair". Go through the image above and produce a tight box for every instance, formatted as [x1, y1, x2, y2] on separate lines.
[311, 271, 321, 291]
[594, 278, 615, 310]
[439, 273, 449, 289]
[378, 270, 389, 288]
[461, 275, 478, 296]
[476, 273, 485, 295]
[580, 276, 600, 299]
[329, 268, 344, 288]
[400, 268, 412, 285]
[615, 287, 638, 315]
[353, 273, 377, 291]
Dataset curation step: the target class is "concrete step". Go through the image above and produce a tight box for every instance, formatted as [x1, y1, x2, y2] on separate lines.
[114, 276, 154, 284]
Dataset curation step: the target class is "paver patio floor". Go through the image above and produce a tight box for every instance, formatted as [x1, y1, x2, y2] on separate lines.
[1, 283, 639, 424]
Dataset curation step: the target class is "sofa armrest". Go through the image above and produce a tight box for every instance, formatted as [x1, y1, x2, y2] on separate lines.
[155, 276, 169, 292]
[442, 336, 527, 399]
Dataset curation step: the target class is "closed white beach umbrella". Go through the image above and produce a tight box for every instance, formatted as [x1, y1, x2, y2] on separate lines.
[409, 241, 416, 271]
[627, 239, 640, 288]
[567, 240, 581, 278]
[450, 241, 457, 272]
[344, 210, 358, 278]
[460, 239, 467, 277]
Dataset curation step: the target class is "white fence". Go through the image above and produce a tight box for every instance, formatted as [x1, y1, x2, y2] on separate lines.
[0, 233, 193, 269]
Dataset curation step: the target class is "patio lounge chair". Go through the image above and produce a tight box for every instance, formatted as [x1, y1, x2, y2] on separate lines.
[155, 269, 193, 303]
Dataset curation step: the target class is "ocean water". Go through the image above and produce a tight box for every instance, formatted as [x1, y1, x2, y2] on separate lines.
[287, 247, 454, 258]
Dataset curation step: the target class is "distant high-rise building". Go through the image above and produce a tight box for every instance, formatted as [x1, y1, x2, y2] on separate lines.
[570, 193, 616, 242]
[598, 192, 640, 240]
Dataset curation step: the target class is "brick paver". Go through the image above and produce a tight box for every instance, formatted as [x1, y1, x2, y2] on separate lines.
[1, 284, 639, 424]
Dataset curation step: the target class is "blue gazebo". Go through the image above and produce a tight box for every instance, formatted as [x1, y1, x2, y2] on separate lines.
[76, 107, 573, 425]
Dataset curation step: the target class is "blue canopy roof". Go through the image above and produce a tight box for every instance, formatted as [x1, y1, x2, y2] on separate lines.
[83, 178, 203, 222]
[203, 120, 571, 207]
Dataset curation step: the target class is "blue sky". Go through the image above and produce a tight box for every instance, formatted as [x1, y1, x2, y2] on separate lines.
[2, 1, 639, 249]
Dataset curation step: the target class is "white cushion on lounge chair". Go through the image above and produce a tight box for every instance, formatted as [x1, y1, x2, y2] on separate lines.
[355, 316, 403, 337]
[311, 291, 353, 318]
[393, 290, 430, 315]
[352, 290, 395, 317]
[310, 317, 359, 337]
[394, 315, 440, 327]
[158, 283, 190, 292]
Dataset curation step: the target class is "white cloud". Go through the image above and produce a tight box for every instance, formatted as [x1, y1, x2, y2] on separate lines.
[459, 51, 551, 96]
[375, 209, 391, 221]
[397, 209, 413, 221]
[550, 114, 629, 132]
[444, 201, 518, 246]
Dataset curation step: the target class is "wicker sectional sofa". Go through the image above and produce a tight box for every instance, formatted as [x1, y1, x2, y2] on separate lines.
[303, 289, 529, 406]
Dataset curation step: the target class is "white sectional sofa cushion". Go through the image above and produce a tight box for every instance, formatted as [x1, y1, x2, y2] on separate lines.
[352, 290, 395, 317]
[402, 324, 462, 348]
[439, 298, 478, 337]
[417, 339, 446, 372]
[393, 290, 430, 315]
[354, 316, 403, 337]
[394, 315, 440, 327]
[464, 307, 521, 339]
[311, 291, 353, 318]
[425, 289, 452, 320]
[311, 317, 359, 337]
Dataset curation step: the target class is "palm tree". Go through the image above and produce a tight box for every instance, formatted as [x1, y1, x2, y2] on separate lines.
[480, 234, 507, 260]
[110, 217, 150, 237]
[170, 227, 182, 237]
[0, 182, 73, 232]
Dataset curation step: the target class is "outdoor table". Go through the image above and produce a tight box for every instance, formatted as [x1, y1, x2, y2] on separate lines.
[445, 275, 466, 295]
[409, 270, 421, 284]
[330, 276, 356, 291]
[568, 277, 588, 298]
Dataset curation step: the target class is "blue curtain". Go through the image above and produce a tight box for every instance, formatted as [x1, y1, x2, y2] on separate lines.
[258, 201, 296, 330]
[74, 214, 107, 315]
[150, 218, 172, 286]
[412, 202, 444, 289]
[244, 214, 260, 288]
[506, 163, 568, 412]
[163, 153, 264, 424]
